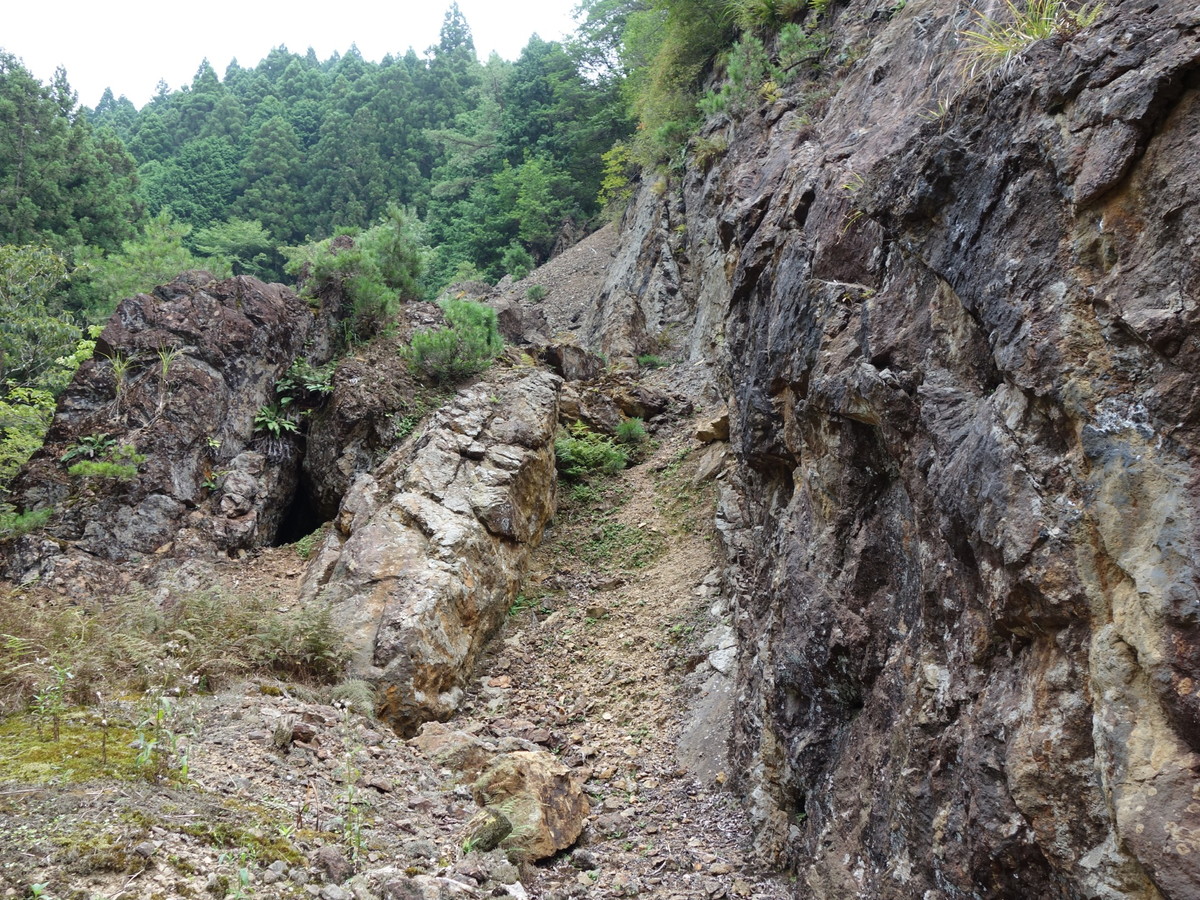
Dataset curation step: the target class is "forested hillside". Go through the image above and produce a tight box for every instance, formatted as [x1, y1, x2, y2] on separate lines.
[2, 0, 795, 521]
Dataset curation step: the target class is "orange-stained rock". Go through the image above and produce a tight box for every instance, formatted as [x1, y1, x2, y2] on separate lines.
[471, 750, 590, 862]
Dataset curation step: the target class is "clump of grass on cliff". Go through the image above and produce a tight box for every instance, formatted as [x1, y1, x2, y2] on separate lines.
[960, 0, 1104, 78]
[0, 588, 349, 716]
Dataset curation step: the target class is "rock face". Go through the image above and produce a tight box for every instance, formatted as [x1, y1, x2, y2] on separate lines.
[301, 304, 443, 521]
[2, 273, 311, 590]
[300, 371, 561, 736]
[599, 0, 1200, 896]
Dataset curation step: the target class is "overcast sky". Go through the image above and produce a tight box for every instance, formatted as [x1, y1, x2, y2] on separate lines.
[4, 0, 582, 109]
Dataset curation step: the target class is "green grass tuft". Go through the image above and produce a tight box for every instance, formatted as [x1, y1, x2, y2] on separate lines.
[960, 0, 1104, 78]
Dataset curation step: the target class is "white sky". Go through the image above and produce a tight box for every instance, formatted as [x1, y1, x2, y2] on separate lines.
[4, 0, 581, 109]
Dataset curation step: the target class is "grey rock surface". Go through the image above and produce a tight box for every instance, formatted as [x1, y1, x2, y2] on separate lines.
[301, 371, 561, 736]
[590, 0, 1200, 896]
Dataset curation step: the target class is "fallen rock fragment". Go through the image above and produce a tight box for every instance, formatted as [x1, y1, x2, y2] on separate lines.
[471, 750, 590, 861]
[693, 408, 729, 443]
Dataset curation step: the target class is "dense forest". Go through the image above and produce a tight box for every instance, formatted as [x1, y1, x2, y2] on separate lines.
[0, 0, 850, 523]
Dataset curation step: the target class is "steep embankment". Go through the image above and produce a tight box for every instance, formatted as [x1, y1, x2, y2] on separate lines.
[589, 0, 1200, 896]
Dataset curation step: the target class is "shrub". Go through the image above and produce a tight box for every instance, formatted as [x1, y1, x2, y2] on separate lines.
[727, 0, 808, 29]
[328, 679, 377, 717]
[526, 284, 547, 302]
[282, 205, 427, 342]
[253, 402, 299, 438]
[598, 142, 638, 216]
[555, 423, 630, 479]
[0, 506, 52, 538]
[67, 460, 138, 480]
[277, 358, 336, 399]
[624, 0, 737, 167]
[408, 299, 502, 384]
[501, 243, 534, 281]
[66, 443, 144, 481]
[638, 354, 667, 369]
[616, 418, 648, 444]
[253, 401, 300, 461]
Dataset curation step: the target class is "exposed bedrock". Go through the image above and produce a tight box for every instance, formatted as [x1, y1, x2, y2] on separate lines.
[596, 0, 1200, 896]
[299, 370, 561, 737]
[1, 273, 311, 593]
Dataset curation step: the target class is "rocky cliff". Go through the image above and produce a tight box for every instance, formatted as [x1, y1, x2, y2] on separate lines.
[2, 273, 313, 595]
[594, 0, 1200, 896]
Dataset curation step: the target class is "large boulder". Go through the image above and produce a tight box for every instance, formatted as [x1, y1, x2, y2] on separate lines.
[300, 370, 561, 736]
[470, 750, 590, 862]
[2, 273, 311, 592]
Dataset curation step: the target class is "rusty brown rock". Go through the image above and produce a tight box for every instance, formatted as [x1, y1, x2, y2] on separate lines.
[694, 409, 730, 444]
[471, 750, 590, 862]
[408, 721, 497, 782]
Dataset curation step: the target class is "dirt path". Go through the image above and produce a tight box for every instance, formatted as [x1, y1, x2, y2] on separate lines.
[450, 421, 790, 899]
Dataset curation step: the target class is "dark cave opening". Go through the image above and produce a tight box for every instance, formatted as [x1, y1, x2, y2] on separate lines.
[273, 472, 325, 546]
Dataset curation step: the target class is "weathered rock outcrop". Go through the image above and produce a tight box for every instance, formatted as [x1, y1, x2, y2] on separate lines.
[599, 0, 1200, 896]
[2, 273, 311, 592]
[470, 750, 591, 862]
[300, 303, 445, 521]
[300, 370, 561, 736]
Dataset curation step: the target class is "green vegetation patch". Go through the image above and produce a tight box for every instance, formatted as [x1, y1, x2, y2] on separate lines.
[555, 423, 630, 479]
[407, 299, 503, 384]
[0, 714, 140, 784]
[578, 520, 666, 570]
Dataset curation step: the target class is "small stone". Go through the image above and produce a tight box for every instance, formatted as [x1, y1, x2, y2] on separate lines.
[313, 845, 353, 884]
[570, 849, 599, 870]
[364, 775, 394, 793]
[709, 863, 733, 875]
[703, 877, 728, 898]
[320, 886, 351, 900]
[133, 841, 157, 859]
[453, 857, 489, 883]
[488, 675, 513, 688]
